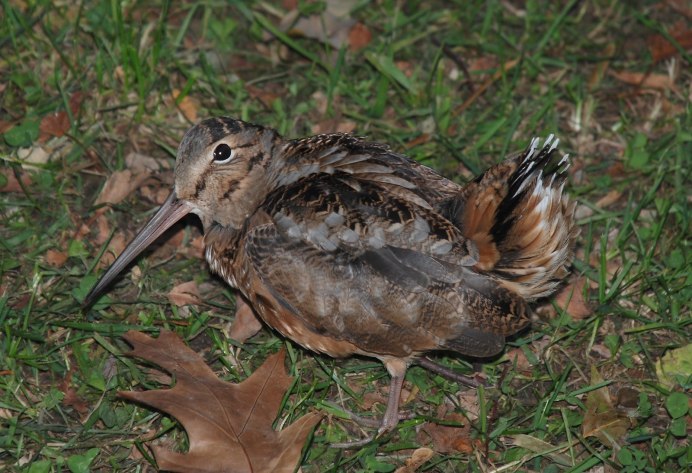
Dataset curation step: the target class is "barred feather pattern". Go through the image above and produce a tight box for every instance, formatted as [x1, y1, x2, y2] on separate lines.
[447, 135, 578, 301]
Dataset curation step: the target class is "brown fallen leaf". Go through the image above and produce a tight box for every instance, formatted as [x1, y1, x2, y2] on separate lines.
[394, 447, 434, 473]
[69, 91, 85, 117]
[183, 234, 206, 260]
[39, 111, 70, 142]
[649, 29, 692, 63]
[417, 412, 475, 454]
[246, 84, 280, 108]
[98, 233, 128, 269]
[228, 297, 263, 343]
[125, 152, 172, 174]
[45, 249, 68, 268]
[0, 119, 12, 134]
[453, 58, 519, 116]
[0, 169, 32, 193]
[58, 370, 91, 416]
[508, 434, 572, 466]
[311, 118, 357, 135]
[582, 366, 631, 449]
[172, 89, 199, 123]
[168, 281, 201, 307]
[610, 70, 676, 91]
[506, 347, 532, 373]
[554, 277, 592, 320]
[119, 331, 322, 473]
[94, 169, 151, 207]
[595, 189, 622, 209]
[94, 214, 112, 246]
[348, 22, 371, 51]
[284, 0, 358, 49]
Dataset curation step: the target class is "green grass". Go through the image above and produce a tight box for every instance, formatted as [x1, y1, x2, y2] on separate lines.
[1, 1, 690, 471]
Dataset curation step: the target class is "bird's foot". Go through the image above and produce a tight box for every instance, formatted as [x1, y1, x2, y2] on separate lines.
[325, 402, 416, 449]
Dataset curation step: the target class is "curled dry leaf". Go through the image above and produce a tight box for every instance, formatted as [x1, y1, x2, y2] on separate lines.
[610, 70, 676, 91]
[168, 281, 202, 307]
[283, 0, 359, 50]
[98, 233, 128, 269]
[508, 434, 572, 466]
[393, 447, 434, 473]
[595, 189, 622, 209]
[456, 390, 480, 421]
[125, 152, 172, 174]
[94, 169, 152, 207]
[183, 234, 206, 260]
[45, 249, 68, 268]
[18, 146, 50, 170]
[119, 331, 322, 473]
[228, 297, 263, 343]
[311, 118, 357, 135]
[417, 413, 476, 454]
[554, 277, 592, 320]
[172, 89, 199, 123]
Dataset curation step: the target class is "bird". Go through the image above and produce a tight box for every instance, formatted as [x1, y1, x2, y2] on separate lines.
[85, 117, 577, 442]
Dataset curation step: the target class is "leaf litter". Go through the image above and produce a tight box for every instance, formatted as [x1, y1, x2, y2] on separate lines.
[119, 330, 322, 473]
[581, 366, 632, 450]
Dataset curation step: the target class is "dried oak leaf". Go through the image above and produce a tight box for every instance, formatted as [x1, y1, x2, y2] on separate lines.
[582, 366, 631, 449]
[119, 330, 322, 473]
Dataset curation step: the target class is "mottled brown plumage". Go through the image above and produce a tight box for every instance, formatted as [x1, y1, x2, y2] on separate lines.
[85, 117, 577, 442]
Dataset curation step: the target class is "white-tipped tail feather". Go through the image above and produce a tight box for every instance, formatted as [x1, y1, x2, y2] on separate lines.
[449, 136, 578, 301]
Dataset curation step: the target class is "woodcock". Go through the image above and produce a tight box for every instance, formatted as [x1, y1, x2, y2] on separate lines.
[85, 117, 577, 441]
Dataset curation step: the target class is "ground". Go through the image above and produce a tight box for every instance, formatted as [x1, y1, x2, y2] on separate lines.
[0, 1, 690, 472]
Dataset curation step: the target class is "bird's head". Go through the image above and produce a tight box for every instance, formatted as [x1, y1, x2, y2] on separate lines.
[84, 117, 281, 306]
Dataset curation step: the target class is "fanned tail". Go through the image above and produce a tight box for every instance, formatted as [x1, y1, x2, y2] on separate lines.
[445, 135, 578, 301]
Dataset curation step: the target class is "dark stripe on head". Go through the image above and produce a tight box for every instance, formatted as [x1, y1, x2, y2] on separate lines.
[193, 169, 210, 198]
[205, 117, 243, 144]
[222, 180, 240, 200]
[178, 117, 244, 161]
[247, 151, 265, 171]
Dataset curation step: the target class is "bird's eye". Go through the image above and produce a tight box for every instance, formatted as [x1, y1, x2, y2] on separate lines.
[213, 143, 234, 164]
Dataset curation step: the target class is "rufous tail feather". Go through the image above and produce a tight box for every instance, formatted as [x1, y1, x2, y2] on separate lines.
[449, 135, 578, 301]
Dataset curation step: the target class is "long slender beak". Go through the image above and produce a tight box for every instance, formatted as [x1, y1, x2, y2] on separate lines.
[83, 191, 193, 307]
